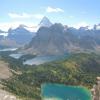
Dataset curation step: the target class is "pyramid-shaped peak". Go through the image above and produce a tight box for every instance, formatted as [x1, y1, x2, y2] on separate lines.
[17, 24, 28, 29]
[39, 16, 52, 27]
[41, 16, 50, 21]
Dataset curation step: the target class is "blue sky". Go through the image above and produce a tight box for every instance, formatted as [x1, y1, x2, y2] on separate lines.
[0, 0, 100, 30]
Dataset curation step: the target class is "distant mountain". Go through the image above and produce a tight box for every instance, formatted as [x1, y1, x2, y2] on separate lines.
[0, 30, 6, 33]
[0, 32, 19, 48]
[0, 25, 34, 47]
[0, 17, 52, 47]
[38, 16, 52, 27]
[0, 38, 19, 47]
[0, 17, 51, 47]
[6, 17, 52, 45]
[1, 17, 100, 51]
[7, 25, 34, 45]
[23, 23, 100, 55]
[0, 35, 4, 40]
[0, 30, 8, 37]
[93, 24, 100, 30]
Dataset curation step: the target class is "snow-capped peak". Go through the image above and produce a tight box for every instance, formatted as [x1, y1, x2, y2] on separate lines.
[38, 16, 52, 27]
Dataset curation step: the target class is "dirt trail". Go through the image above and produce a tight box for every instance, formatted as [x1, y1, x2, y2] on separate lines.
[0, 61, 12, 79]
[0, 60, 20, 100]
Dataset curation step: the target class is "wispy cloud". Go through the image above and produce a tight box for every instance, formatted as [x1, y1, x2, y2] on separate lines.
[8, 13, 31, 19]
[33, 14, 44, 19]
[73, 22, 89, 29]
[8, 13, 44, 19]
[46, 6, 64, 13]
[0, 21, 37, 31]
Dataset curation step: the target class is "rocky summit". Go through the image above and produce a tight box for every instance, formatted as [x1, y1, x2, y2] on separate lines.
[23, 21, 100, 55]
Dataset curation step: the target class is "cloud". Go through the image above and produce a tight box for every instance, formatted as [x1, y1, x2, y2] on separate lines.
[0, 22, 20, 31]
[73, 22, 89, 29]
[46, 6, 64, 13]
[8, 13, 44, 19]
[8, 13, 31, 19]
[0, 21, 37, 31]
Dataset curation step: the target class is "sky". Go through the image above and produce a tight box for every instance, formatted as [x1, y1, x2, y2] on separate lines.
[0, 0, 100, 31]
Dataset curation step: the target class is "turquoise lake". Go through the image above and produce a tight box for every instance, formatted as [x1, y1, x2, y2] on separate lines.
[41, 84, 92, 100]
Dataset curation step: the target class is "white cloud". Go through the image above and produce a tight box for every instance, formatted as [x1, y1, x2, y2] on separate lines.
[8, 13, 43, 19]
[1, 13, 44, 32]
[46, 6, 64, 13]
[0, 21, 37, 31]
[73, 22, 89, 29]
[8, 13, 31, 19]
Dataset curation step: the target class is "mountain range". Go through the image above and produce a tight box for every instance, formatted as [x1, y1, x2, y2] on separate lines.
[23, 22, 100, 55]
[0, 17, 100, 55]
[7, 25, 33, 45]
[0, 17, 52, 47]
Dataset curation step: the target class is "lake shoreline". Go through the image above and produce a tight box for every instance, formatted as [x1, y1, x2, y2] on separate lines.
[41, 83, 92, 100]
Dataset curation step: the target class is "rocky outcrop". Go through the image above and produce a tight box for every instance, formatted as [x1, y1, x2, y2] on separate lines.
[91, 77, 100, 100]
[0, 60, 20, 100]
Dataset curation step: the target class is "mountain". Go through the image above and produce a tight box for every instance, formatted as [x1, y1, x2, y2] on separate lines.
[0, 35, 4, 41]
[0, 38, 19, 47]
[23, 23, 78, 55]
[23, 23, 100, 55]
[24, 23, 69, 55]
[1, 17, 100, 52]
[0, 17, 52, 47]
[0, 30, 6, 33]
[94, 24, 100, 30]
[0, 31, 19, 48]
[0, 30, 8, 37]
[38, 16, 52, 27]
[4, 17, 52, 46]
[7, 25, 34, 45]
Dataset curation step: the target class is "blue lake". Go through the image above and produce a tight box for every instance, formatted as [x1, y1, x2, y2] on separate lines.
[0, 48, 17, 52]
[23, 55, 67, 65]
[41, 84, 92, 100]
[9, 53, 23, 59]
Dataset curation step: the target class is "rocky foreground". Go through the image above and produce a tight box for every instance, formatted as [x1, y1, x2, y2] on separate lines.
[0, 89, 17, 100]
[91, 77, 100, 100]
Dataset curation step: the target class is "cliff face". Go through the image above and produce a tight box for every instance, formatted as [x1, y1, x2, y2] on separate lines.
[92, 77, 100, 100]
[24, 23, 100, 55]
